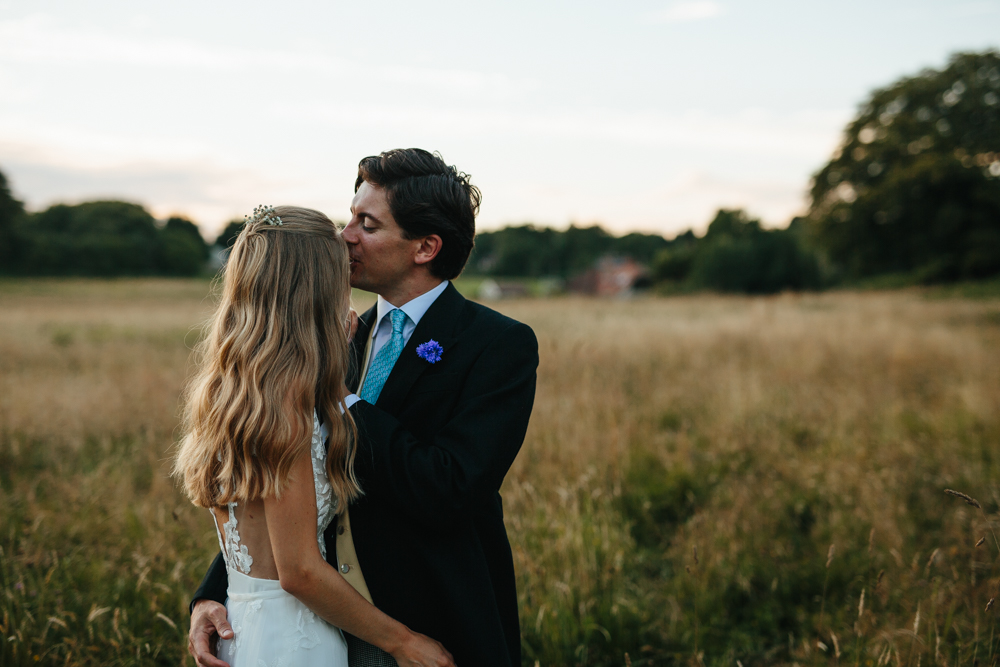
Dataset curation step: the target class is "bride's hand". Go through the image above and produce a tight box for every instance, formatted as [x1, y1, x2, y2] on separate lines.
[390, 629, 456, 667]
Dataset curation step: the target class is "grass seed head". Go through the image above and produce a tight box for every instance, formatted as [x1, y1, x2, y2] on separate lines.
[976, 537, 986, 548]
[826, 544, 835, 568]
[925, 548, 939, 573]
[987, 598, 995, 612]
[944, 489, 982, 509]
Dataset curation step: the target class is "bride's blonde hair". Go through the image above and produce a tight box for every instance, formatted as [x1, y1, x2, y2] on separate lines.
[174, 206, 361, 511]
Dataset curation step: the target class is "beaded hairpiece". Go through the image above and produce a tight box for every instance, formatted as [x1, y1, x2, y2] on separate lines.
[245, 205, 282, 227]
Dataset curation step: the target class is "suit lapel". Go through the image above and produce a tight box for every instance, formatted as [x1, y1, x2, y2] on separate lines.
[348, 304, 377, 393]
[375, 283, 465, 415]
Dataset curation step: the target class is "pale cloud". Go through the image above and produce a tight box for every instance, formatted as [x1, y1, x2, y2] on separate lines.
[0, 100, 846, 234]
[0, 15, 538, 100]
[0, 7, 870, 237]
[649, 1, 725, 25]
[953, 1, 998, 16]
[273, 102, 848, 159]
[0, 117, 214, 170]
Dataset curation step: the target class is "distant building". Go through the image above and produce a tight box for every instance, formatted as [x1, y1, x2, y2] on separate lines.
[567, 256, 650, 297]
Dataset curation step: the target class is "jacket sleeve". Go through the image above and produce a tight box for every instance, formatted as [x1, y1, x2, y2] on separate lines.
[189, 551, 228, 614]
[349, 320, 538, 529]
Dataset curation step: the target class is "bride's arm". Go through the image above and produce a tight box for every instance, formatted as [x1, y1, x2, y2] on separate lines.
[264, 450, 455, 667]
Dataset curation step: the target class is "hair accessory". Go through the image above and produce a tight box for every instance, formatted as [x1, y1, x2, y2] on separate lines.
[245, 205, 282, 227]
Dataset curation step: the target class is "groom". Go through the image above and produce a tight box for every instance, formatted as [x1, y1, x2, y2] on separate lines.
[189, 148, 538, 667]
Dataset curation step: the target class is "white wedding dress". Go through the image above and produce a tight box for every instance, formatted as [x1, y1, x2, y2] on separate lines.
[213, 413, 349, 667]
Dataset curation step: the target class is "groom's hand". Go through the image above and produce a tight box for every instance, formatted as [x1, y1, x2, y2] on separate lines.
[189, 599, 233, 667]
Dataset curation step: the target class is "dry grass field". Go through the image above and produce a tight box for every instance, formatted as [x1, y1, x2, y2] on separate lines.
[2, 279, 999, 666]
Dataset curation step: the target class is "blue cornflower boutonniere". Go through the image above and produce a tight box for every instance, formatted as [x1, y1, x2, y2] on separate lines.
[416, 339, 444, 364]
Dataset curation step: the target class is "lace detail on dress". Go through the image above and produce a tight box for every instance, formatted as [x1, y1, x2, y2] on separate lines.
[215, 502, 253, 576]
[287, 607, 322, 651]
[310, 412, 337, 559]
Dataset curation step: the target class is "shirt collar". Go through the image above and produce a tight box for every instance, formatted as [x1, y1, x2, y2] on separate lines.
[374, 280, 449, 332]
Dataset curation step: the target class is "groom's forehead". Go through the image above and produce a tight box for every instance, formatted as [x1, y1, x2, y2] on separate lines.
[352, 181, 383, 207]
[350, 186, 365, 209]
[352, 182, 395, 222]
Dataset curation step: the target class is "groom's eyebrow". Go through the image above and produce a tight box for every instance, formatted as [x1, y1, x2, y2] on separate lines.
[355, 209, 383, 226]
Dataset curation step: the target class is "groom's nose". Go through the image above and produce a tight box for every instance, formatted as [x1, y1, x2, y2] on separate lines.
[342, 219, 360, 245]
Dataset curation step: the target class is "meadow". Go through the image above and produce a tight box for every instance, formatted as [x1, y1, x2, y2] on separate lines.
[1, 279, 999, 666]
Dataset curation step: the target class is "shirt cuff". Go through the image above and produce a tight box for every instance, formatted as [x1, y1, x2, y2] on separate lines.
[341, 394, 361, 413]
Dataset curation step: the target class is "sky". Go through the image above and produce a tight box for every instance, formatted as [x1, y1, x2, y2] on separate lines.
[0, 0, 997, 240]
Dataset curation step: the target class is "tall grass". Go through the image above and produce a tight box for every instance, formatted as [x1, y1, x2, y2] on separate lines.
[1, 280, 998, 665]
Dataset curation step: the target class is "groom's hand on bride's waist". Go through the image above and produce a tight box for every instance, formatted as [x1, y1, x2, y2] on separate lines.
[189, 599, 233, 667]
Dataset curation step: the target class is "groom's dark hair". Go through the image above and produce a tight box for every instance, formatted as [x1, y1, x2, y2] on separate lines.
[356, 148, 481, 280]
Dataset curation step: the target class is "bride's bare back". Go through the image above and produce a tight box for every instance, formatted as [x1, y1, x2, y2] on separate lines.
[210, 414, 332, 582]
[211, 499, 279, 580]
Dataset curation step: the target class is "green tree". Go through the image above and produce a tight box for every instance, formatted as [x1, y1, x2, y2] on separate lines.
[469, 224, 668, 278]
[611, 232, 671, 265]
[471, 225, 562, 276]
[652, 230, 697, 282]
[215, 219, 246, 248]
[559, 225, 613, 275]
[687, 210, 821, 293]
[808, 51, 1000, 282]
[18, 201, 162, 276]
[0, 168, 25, 272]
[159, 216, 209, 276]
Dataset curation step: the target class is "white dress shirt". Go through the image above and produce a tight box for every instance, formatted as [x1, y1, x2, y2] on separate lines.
[342, 280, 449, 409]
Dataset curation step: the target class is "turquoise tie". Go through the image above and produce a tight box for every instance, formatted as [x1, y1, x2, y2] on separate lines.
[359, 309, 407, 404]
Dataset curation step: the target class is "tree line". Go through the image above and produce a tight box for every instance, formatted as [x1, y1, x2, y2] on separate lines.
[468, 212, 823, 294]
[0, 186, 210, 277]
[1, 50, 998, 291]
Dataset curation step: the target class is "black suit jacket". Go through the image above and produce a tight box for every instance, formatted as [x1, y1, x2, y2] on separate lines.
[193, 283, 538, 666]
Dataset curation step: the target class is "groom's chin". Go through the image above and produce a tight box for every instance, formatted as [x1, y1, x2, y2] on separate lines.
[348, 271, 365, 291]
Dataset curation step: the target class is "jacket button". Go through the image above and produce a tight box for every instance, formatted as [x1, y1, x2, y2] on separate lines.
[340, 563, 351, 574]
[337, 525, 345, 535]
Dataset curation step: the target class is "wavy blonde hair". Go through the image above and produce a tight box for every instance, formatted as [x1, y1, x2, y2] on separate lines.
[174, 206, 361, 511]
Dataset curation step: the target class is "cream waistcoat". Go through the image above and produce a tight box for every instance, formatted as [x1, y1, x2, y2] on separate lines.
[335, 327, 374, 603]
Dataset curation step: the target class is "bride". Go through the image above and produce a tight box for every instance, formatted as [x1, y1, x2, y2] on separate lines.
[173, 206, 454, 667]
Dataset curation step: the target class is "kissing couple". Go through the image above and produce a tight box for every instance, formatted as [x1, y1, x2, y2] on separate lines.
[174, 148, 538, 667]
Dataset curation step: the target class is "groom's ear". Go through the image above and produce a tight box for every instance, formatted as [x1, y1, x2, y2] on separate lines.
[413, 234, 443, 267]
